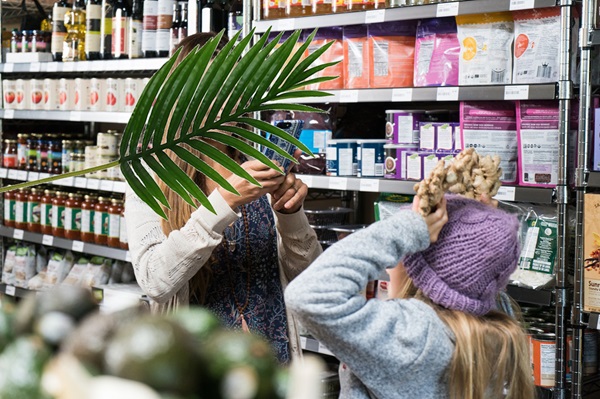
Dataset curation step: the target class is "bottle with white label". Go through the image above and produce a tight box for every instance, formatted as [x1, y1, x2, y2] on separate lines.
[85, 0, 102, 59]
[128, 0, 144, 58]
[51, 0, 72, 61]
[112, 0, 130, 58]
[187, 0, 198, 35]
[142, 0, 158, 57]
[156, 0, 175, 57]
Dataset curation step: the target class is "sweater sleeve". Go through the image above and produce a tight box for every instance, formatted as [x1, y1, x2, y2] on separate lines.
[125, 186, 239, 303]
[284, 210, 453, 393]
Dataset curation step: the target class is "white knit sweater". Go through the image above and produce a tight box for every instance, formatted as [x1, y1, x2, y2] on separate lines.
[124, 186, 322, 359]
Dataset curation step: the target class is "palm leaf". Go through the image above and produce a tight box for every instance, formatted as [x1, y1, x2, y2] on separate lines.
[0, 30, 341, 219]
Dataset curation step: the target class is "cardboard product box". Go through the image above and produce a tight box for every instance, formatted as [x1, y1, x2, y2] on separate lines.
[584, 193, 600, 313]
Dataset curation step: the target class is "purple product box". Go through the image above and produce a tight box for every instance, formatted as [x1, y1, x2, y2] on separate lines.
[384, 144, 418, 179]
[419, 123, 436, 151]
[419, 122, 461, 152]
[386, 110, 425, 145]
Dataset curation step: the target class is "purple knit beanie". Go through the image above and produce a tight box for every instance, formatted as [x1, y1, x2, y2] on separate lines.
[403, 195, 520, 316]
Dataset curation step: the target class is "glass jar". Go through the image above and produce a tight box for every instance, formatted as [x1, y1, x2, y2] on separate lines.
[70, 153, 86, 172]
[51, 191, 67, 238]
[345, 0, 374, 11]
[107, 198, 123, 248]
[94, 196, 110, 245]
[81, 194, 97, 243]
[14, 188, 30, 230]
[26, 187, 42, 233]
[37, 138, 50, 173]
[49, 137, 62, 174]
[62, 140, 75, 173]
[31, 30, 48, 53]
[119, 205, 128, 250]
[10, 29, 21, 53]
[3, 190, 17, 228]
[27, 135, 40, 172]
[3, 139, 18, 169]
[40, 189, 54, 235]
[262, 0, 287, 20]
[64, 192, 83, 241]
[17, 134, 29, 170]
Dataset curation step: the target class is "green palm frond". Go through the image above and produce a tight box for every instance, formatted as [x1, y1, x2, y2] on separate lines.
[0, 29, 338, 220]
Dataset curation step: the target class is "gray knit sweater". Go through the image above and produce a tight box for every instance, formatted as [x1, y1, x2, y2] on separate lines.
[285, 210, 455, 399]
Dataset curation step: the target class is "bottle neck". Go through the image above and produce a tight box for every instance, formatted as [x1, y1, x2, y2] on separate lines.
[74, 0, 86, 8]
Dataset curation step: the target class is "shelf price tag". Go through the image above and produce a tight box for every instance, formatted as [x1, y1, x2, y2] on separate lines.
[0, 168, 7, 179]
[46, 62, 59, 72]
[30, 62, 41, 72]
[391, 88, 413, 102]
[42, 235, 54, 246]
[493, 186, 516, 202]
[60, 176, 75, 186]
[87, 179, 101, 190]
[39, 173, 51, 180]
[504, 85, 530, 100]
[329, 177, 348, 190]
[300, 336, 307, 348]
[13, 229, 24, 240]
[70, 111, 82, 121]
[436, 2, 459, 17]
[510, 0, 535, 10]
[27, 172, 39, 181]
[436, 87, 459, 101]
[113, 181, 127, 193]
[72, 240, 85, 252]
[62, 62, 75, 72]
[3, 63, 14, 73]
[365, 9, 386, 24]
[74, 177, 87, 188]
[7, 169, 18, 180]
[5, 285, 16, 296]
[340, 90, 359, 103]
[100, 180, 114, 191]
[4, 109, 15, 119]
[359, 179, 380, 192]
[17, 170, 28, 180]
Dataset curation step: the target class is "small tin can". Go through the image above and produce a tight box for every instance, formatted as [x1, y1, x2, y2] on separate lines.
[3, 80, 17, 110]
[74, 78, 90, 111]
[385, 110, 425, 145]
[89, 78, 105, 111]
[29, 79, 44, 110]
[532, 332, 556, 387]
[58, 78, 75, 111]
[15, 79, 30, 110]
[84, 146, 100, 178]
[105, 78, 125, 112]
[124, 78, 142, 112]
[326, 139, 358, 177]
[357, 139, 387, 177]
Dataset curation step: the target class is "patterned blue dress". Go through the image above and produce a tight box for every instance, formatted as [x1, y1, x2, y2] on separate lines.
[200, 195, 290, 364]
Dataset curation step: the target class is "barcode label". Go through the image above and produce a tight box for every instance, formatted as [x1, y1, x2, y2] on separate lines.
[504, 85, 530, 100]
[365, 9, 385, 23]
[436, 2, 459, 17]
[5, 285, 16, 296]
[536, 64, 552, 78]
[491, 69, 506, 83]
[360, 179, 380, 192]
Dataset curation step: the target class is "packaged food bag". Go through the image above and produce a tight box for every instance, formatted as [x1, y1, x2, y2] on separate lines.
[82, 256, 113, 287]
[414, 17, 460, 87]
[306, 27, 344, 91]
[512, 8, 560, 83]
[13, 244, 37, 288]
[456, 12, 514, 86]
[2, 244, 18, 285]
[44, 250, 75, 288]
[367, 21, 417, 88]
[63, 256, 90, 286]
[343, 25, 369, 89]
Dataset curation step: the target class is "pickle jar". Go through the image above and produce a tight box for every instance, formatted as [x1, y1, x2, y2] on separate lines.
[119, 205, 128, 250]
[3, 190, 17, 228]
[14, 188, 30, 230]
[40, 189, 54, 235]
[51, 191, 67, 238]
[3, 139, 18, 169]
[27, 187, 42, 233]
[17, 133, 29, 170]
[81, 194, 97, 243]
[107, 198, 123, 248]
[64, 193, 83, 241]
[70, 153, 86, 173]
[94, 196, 110, 245]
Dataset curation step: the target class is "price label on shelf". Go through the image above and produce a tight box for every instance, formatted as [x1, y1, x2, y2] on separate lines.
[5, 285, 16, 296]
[42, 235, 54, 246]
[300, 175, 314, 188]
[329, 177, 348, 190]
[436, 2, 459, 17]
[359, 179, 380, 192]
[61, 176, 75, 186]
[276, 19, 295, 31]
[72, 240, 85, 252]
[7, 169, 18, 180]
[300, 336, 307, 348]
[504, 85, 530, 100]
[39, 173, 51, 180]
[113, 181, 127, 193]
[509, 0, 535, 10]
[436, 87, 459, 101]
[62, 62, 75, 72]
[340, 90, 359, 103]
[493, 186, 516, 202]
[0, 168, 7, 179]
[30, 62, 41, 72]
[17, 170, 28, 180]
[100, 180, 114, 192]
[125, 252, 132, 262]
[391, 88, 412, 102]
[46, 62, 59, 72]
[87, 179, 101, 190]
[4, 109, 15, 119]
[74, 177, 87, 188]
[70, 111, 82, 121]
[365, 9, 386, 24]
[13, 229, 24, 240]
[3, 63, 14, 73]
[27, 172, 39, 181]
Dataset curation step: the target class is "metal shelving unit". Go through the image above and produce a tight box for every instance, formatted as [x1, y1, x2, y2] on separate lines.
[0, 58, 168, 74]
[0, 110, 132, 123]
[0, 283, 31, 299]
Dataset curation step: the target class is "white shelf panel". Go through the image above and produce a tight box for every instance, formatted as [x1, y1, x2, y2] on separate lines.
[276, 84, 556, 104]
[0, 58, 169, 74]
[0, 168, 127, 194]
[254, 0, 558, 33]
[0, 109, 131, 123]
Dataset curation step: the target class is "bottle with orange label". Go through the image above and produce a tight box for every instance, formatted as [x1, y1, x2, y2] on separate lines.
[286, 0, 312, 17]
[262, 0, 286, 20]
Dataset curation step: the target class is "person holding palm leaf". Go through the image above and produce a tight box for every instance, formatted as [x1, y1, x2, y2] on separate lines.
[124, 33, 322, 364]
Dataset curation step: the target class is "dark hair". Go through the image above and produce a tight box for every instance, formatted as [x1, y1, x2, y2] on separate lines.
[173, 32, 230, 65]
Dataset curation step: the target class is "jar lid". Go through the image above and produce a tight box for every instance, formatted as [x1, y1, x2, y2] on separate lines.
[30, 187, 39, 194]
[68, 193, 82, 199]
[62, 139, 74, 145]
[4, 139, 17, 143]
[111, 198, 124, 205]
[84, 194, 98, 200]
[43, 189, 55, 195]
[55, 191, 65, 196]
[106, 130, 120, 134]
[97, 196, 107, 202]
[17, 187, 29, 192]
[17, 133, 29, 138]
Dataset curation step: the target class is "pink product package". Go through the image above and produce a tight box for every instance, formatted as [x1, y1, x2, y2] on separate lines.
[460, 102, 519, 184]
[413, 17, 460, 87]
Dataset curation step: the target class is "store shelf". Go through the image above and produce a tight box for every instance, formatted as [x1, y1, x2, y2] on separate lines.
[300, 335, 335, 356]
[274, 84, 557, 104]
[254, 0, 557, 33]
[506, 284, 554, 307]
[0, 58, 169, 74]
[0, 225, 131, 262]
[298, 174, 555, 203]
[590, 312, 600, 330]
[0, 283, 32, 298]
[0, 109, 131, 123]
[0, 168, 127, 194]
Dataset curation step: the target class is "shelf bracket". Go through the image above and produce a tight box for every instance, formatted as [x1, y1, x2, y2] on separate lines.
[557, 81, 573, 100]
[555, 184, 569, 205]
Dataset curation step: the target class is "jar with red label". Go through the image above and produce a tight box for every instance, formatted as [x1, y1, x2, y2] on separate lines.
[3, 139, 18, 169]
[40, 189, 54, 235]
[3, 190, 17, 228]
[14, 188, 30, 230]
[107, 198, 123, 248]
[17, 134, 29, 170]
[94, 196, 110, 245]
[64, 193, 83, 241]
[51, 191, 67, 238]
[119, 206, 128, 250]
[27, 187, 42, 233]
[81, 194, 97, 243]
